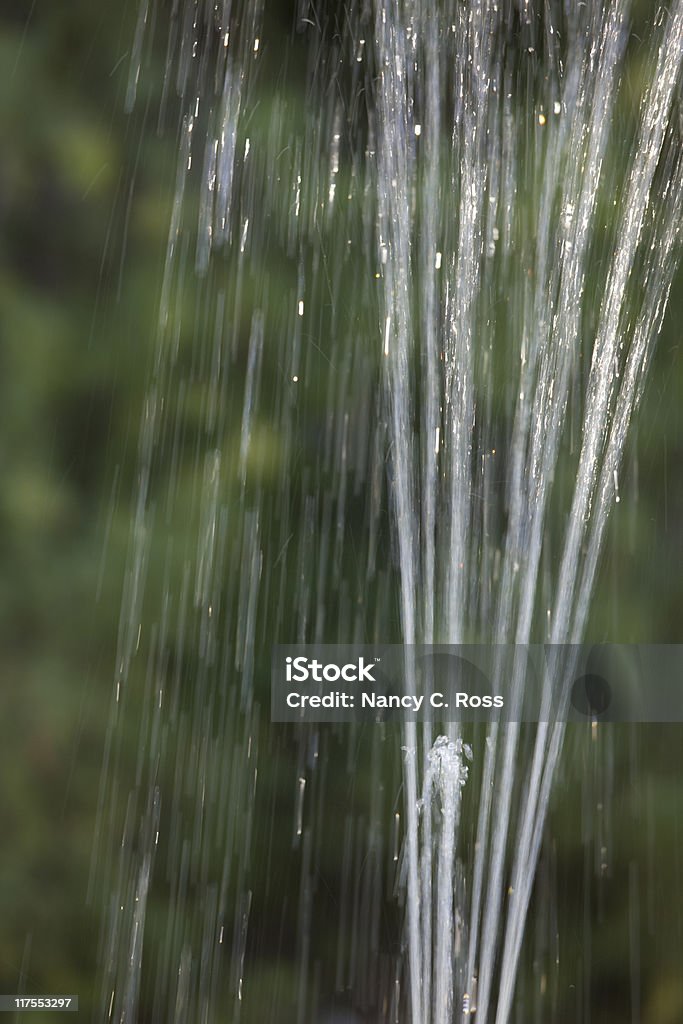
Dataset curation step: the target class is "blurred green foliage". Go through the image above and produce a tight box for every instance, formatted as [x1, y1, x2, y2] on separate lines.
[0, 0, 165, 1011]
[0, 2, 682, 1022]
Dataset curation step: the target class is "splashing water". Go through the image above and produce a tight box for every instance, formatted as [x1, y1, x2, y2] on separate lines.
[93, 1, 683, 1021]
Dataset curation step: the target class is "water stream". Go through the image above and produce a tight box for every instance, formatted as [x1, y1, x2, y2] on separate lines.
[93, 2, 683, 1021]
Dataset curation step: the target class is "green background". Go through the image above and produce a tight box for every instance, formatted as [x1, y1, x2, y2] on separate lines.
[0, 1, 682, 1021]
